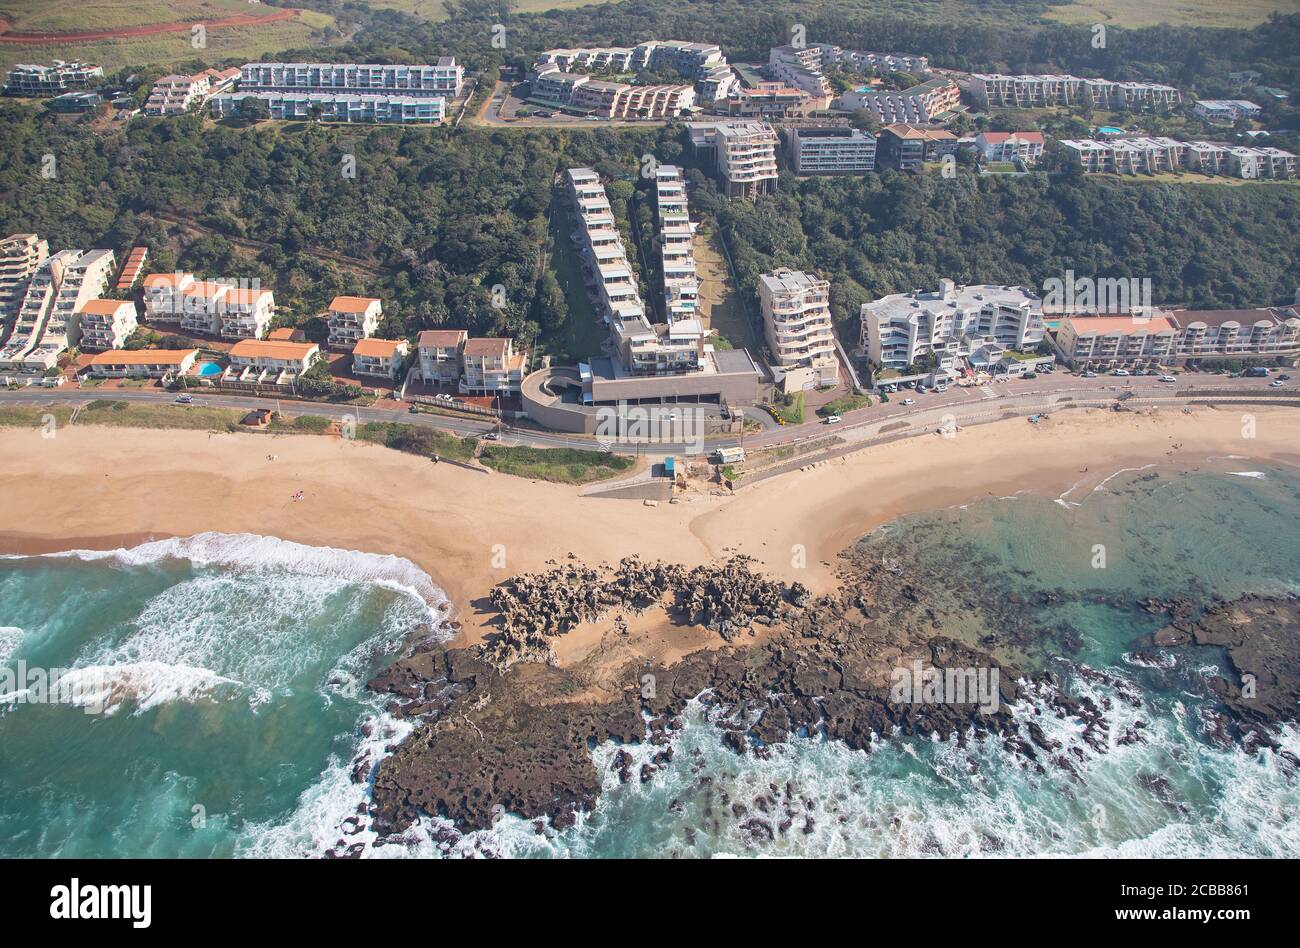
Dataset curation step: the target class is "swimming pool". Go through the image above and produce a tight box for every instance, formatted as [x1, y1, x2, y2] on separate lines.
[1096, 126, 1125, 135]
[195, 361, 222, 377]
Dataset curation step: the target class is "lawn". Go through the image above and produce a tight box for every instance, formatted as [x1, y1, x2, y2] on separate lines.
[354, 420, 478, 461]
[769, 390, 805, 425]
[818, 393, 871, 416]
[477, 444, 634, 483]
[0, 399, 243, 431]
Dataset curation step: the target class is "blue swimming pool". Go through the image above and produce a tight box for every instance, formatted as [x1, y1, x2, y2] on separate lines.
[1096, 126, 1125, 135]
[195, 362, 222, 377]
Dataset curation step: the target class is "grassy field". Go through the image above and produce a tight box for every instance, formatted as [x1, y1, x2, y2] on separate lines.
[0, 399, 243, 431]
[357, 0, 605, 22]
[477, 444, 634, 483]
[354, 420, 479, 461]
[547, 200, 609, 363]
[1044, 0, 1298, 29]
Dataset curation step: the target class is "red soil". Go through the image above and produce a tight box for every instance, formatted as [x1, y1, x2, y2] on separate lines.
[0, 9, 300, 45]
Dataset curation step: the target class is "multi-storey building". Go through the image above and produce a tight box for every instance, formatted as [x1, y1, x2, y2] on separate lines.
[1165, 308, 1300, 362]
[1060, 137, 1296, 178]
[237, 60, 463, 98]
[211, 92, 445, 124]
[1056, 315, 1179, 365]
[461, 337, 526, 394]
[967, 74, 1181, 111]
[877, 124, 958, 171]
[862, 280, 1045, 373]
[784, 127, 876, 174]
[768, 44, 930, 98]
[534, 41, 735, 102]
[115, 246, 148, 291]
[1193, 99, 1262, 124]
[227, 339, 320, 378]
[720, 83, 825, 119]
[326, 296, 383, 348]
[179, 281, 232, 335]
[840, 78, 961, 125]
[77, 299, 139, 351]
[654, 165, 699, 322]
[975, 131, 1045, 165]
[83, 348, 198, 379]
[712, 122, 780, 198]
[3, 61, 103, 97]
[142, 271, 195, 321]
[351, 337, 409, 380]
[0, 248, 114, 372]
[758, 269, 839, 387]
[145, 73, 212, 116]
[218, 287, 275, 340]
[569, 167, 648, 327]
[416, 329, 467, 385]
[569, 79, 694, 118]
[0, 233, 49, 324]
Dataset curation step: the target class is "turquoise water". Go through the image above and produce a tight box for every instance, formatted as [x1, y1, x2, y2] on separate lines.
[2, 460, 1298, 858]
[195, 362, 222, 377]
[1097, 125, 1126, 135]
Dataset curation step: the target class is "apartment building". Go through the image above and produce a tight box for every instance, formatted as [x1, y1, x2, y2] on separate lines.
[0, 234, 49, 323]
[219, 287, 276, 340]
[3, 61, 103, 97]
[351, 337, 409, 380]
[720, 83, 825, 120]
[83, 348, 198, 379]
[862, 280, 1045, 373]
[179, 281, 232, 335]
[1060, 137, 1296, 178]
[77, 299, 139, 351]
[784, 127, 876, 174]
[654, 165, 699, 322]
[1193, 99, 1262, 124]
[145, 74, 211, 116]
[142, 271, 195, 321]
[0, 248, 115, 372]
[416, 329, 467, 384]
[237, 60, 463, 98]
[327, 295, 383, 348]
[211, 92, 446, 124]
[840, 78, 961, 125]
[768, 45, 930, 98]
[1165, 308, 1300, 361]
[569, 79, 695, 118]
[1056, 315, 1180, 365]
[712, 122, 780, 198]
[227, 338, 320, 378]
[462, 337, 526, 394]
[877, 124, 959, 171]
[975, 131, 1045, 165]
[569, 167, 646, 328]
[967, 74, 1181, 112]
[115, 246, 148, 291]
[534, 41, 735, 102]
[758, 269, 839, 387]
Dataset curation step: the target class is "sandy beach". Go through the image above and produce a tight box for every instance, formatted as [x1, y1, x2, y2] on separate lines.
[2, 405, 1298, 665]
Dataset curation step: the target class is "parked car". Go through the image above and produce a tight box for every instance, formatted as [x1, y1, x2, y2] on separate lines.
[901, 398, 915, 406]
[824, 414, 842, 424]
[1082, 371, 1098, 378]
[1112, 369, 1131, 377]
[1022, 372, 1037, 380]
[1269, 379, 1284, 387]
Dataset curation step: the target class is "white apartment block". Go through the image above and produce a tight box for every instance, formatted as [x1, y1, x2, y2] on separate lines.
[142, 271, 195, 321]
[77, 299, 138, 351]
[758, 269, 839, 387]
[218, 287, 275, 340]
[784, 126, 877, 174]
[417, 329, 467, 384]
[351, 337, 409, 380]
[1165, 308, 1300, 361]
[535, 41, 735, 102]
[839, 77, 961, 125]
[968, 74, 1181, 111]
[238, 60, 463, 98]
[327, 295, 383, 348]
[0, 248, 114, 373]
[707, 122, 780, 198]
[179, 280, 231, 335]
[1056, 316, 1179, 365]
[862, 280, 1045, 373]
[145, 73, 211, 116]
[212, 92, 445, 124]
[1193, 99, 1262, 124]
[1060, 137, 1296, 178]
[768, 45, 930, 98]
[84, 348, 198, 379]
[3, 60, 103, 97]
[654, 165, 699, 322]
[0, 233, 49, 322]
[461, 337, 525, 394]
[975, 131, 1045, 165]
[227, 338, 320, 379]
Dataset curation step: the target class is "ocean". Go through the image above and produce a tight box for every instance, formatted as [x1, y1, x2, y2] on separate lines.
[1, 460, 1298, 858]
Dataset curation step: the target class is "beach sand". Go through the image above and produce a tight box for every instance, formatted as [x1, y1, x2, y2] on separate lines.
[2, 405, 1297, 666]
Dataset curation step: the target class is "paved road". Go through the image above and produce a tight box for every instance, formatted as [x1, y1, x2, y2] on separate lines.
[1, 373, 1292, 458]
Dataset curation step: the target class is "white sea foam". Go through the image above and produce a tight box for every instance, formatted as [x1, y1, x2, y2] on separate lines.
[1227, 471, 1266, 479]
[56, 662, 241, 716]
[0, 627, 24, 664]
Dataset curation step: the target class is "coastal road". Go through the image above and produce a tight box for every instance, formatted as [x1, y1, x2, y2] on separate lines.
[0, 373, 1293, 458]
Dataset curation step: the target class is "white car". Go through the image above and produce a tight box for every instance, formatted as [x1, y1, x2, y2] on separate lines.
[1082, 371, 1098, 378]
[1112, 369, 1131, 377]
[1270, 379, 1284, 387]
[824, 415, 842, 424]
[174, 394, 193, 404]
[1159, 375, 1177, 383]
[901, 398, 915, 406]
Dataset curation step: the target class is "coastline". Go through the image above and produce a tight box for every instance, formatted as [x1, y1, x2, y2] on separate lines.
[2, 405, 1299, 667]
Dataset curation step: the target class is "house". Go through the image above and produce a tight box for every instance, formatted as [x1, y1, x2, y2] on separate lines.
[758, 269, 839, 387]
[417, 329, 467, 384]
[227, 338, 320, 378]
[975, 131, 1045, 165]
[327, 295, 383, 348]
[877, 124, 958, 170]
[351, 337, 409, 380]
[268, 327, 308, 342]
[77, 299, 138, 351]
[83, 348, 198, 378]
[461, 337, 525, 394]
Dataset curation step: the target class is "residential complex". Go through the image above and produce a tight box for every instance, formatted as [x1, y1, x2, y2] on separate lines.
[212, 92, 446, 124]
[351, 337, 410, 380]
[975, 131, 1045, 165]
[1056, 309, 1300, 366]
[534, 41, 736, 102]
[227, 338, 321, 380]
[145, 68, 238, 116]
[654, 165, 699, 322]
[115, 246, 148, 291]
[720, 83, 825, 120]
[1192, 99, 1262, 124]
[1060, 137, 1296, 178]
[758, 269, 839, 388]
[462, 337, 526, 394]
[687, 122, 780, 198]
[141, 271, 275, 338]
[416, 329, 468, 384]
[218, 287, 276, 340]
[784, 127, 877, 175]
[236, 60, 463, 98]
[877, 124, 958, 171]
[0, 234, 49, 322]
[3, 61, 103, 97]
[327, 296, 383, 348]
[83, 348, 198, 379]
[967, 74, 1181, 111]
[77, 299, 139, 351]
[840, 77, 961, 126]
[768, 44, 930, 98]
[862, 280, 1045, 373]
[0, 248, 115, 373]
